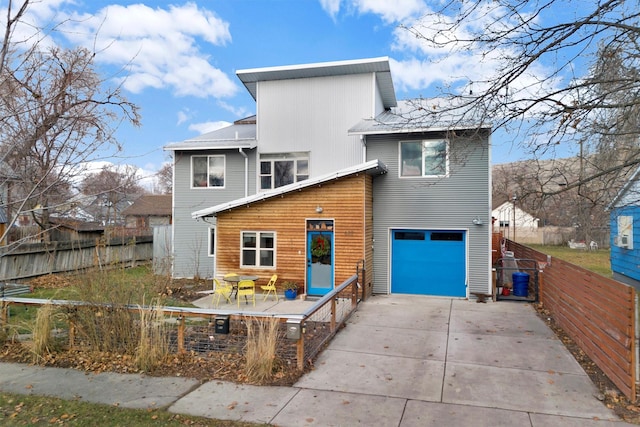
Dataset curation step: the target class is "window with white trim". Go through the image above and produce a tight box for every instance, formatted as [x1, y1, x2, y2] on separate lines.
[208, 227, 216, 257]
[260, 153, 309, 190]
[192, 155, 225, 188]
[241, 231, 275, 267]
[400, 140, 448, 177]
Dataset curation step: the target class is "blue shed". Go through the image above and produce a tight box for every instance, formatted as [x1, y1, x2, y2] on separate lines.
[609, 166, 640, 289]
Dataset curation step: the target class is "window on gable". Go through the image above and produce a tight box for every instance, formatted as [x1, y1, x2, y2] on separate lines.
[241, 231, 275, 268]
[260, 153, 309, 190]
[400, 140, 448, 177]
[192, 155, 225, 188]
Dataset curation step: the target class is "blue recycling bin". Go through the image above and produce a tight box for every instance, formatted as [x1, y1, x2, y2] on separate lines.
[512, 272, 529, 297]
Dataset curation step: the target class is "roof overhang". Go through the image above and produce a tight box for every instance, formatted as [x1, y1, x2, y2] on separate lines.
[164, 139, 257, 151]
[237, 57, 396, 109]
[192, 159, 388, 219]
[349, 99, 492, 136]
[608, 164, 640, 210]
[164, 122, 257, 152]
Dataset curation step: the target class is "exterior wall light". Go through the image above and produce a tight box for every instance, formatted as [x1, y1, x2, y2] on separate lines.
[472, 217, 483, 226]
[315, 206, 323, 213]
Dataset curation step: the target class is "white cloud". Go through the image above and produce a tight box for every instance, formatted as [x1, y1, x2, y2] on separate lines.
[319, 0, 343, 18]
[218, 101, 250, 117]
[177, 110, 190, 126]
[388, 2, 560, 106]
[320, 0, 426, 23]
[73, 161, 158, 191]
[188, 121, 231, 134]
[354, 0, 427, 23]
[58, 3, 238, 98]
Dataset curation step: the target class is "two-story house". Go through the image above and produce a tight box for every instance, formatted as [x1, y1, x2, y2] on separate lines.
[165, 57, 491, 298]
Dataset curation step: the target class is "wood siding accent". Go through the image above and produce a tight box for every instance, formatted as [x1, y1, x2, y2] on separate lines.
[508, 241, 636, 401]
[215, 174, 373, 293]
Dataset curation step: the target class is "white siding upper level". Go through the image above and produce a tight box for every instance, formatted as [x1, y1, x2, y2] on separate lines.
[256, 73, 379, 175]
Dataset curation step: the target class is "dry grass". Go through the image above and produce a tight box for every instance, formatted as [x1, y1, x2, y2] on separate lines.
[66, 270, 148, 354]
[245, 317, 280, 383]
[30, 303, 57, 363]
[135, 300, 168, 372]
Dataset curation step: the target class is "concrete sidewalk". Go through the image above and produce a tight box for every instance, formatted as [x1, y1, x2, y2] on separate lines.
[0, 296, 635, 426]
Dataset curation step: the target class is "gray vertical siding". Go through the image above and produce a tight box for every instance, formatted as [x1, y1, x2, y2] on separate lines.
[172, 149, 256, 278]
[257, 74, 375, 174]
[366, 132, 491, 295]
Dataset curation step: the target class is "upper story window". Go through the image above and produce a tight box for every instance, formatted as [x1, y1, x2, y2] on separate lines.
[241, 231, 275, 268]
[192, 155, 225, 188]
[400, 140, 448, 177]
[260, 153, 309, 190]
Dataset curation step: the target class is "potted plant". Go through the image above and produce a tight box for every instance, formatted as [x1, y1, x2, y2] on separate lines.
[283, 281, 298, 300]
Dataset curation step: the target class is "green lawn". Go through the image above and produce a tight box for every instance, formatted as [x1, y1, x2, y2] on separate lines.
[527, 244, 612, 277]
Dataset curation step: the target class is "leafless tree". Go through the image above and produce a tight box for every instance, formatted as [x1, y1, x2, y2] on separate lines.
[154, 163, 173, 195]
[80, 165, 146, 225]
[405, 0, 640, 240]
[0, 1, 140, 245]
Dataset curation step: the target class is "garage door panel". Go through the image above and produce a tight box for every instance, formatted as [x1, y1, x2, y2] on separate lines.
[391, 230, 466, 297]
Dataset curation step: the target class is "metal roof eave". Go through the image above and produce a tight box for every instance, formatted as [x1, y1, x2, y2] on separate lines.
[163, 139, 257, 151]
[348, 124, 492, 136]
[192, 159, 388, 219]
[237, 57, 396, 108]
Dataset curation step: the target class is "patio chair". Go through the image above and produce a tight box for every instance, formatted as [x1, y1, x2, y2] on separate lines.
[223, 273, 240, 299]
[260, 274, 278, 301]
[212, 278, 232, 307]
[237, 279, 256, 307]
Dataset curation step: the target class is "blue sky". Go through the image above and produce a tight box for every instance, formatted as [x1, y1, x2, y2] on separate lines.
[5, 0, 584, 187]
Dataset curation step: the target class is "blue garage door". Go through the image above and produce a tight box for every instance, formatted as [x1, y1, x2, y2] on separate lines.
[391, 229, 466, 297]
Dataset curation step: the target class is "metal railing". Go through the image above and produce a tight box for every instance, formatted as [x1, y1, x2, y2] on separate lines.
[0, 274, 360, 371]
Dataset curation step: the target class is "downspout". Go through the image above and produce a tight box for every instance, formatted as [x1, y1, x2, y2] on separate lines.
[360, 134, 366, 163]
[239, 146, 248, 198]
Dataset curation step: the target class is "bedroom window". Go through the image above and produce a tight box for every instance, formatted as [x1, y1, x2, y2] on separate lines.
[400, 140, 448, 177]
[260, 153, 309, 190]
[241, 231, 275, 267]
[192, 155, 225, 188]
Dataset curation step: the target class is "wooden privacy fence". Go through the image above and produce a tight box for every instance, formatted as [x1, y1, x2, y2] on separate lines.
[0, 236, 153, 282]
[0, 274, 359, 371]
[507, 240, 636, 400]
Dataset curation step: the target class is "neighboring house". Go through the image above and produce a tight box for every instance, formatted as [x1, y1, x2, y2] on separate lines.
[165, 57, 491, 298]
[121, 194, 172, 229]
[608, 166, 640, 289]
[74, 194, 135, 226]
[492, 200, 539, 240]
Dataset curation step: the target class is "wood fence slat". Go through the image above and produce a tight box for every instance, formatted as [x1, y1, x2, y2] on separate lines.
[508, 241, 636, 401]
